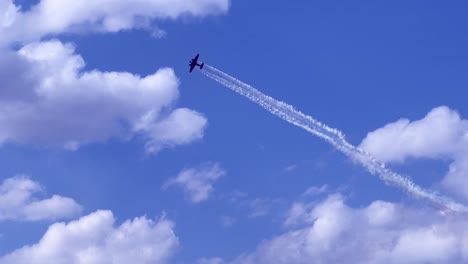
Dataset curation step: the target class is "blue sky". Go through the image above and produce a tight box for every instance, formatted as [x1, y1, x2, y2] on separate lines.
[1, 0, 468, 263]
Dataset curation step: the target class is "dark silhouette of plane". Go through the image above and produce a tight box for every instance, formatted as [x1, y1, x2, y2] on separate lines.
[189, 54, 204, 73]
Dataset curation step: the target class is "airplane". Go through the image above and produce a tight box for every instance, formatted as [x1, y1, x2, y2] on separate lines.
[189, 54, 204, 73]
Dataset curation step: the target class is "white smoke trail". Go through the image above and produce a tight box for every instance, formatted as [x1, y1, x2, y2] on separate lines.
[201, 65, 468, 213]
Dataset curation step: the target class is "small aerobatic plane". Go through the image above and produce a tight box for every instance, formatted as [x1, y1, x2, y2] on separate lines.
[189, 54, 204, 73]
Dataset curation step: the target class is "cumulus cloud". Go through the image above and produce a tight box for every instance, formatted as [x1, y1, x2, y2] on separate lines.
[0, 210, 179, 264]
[0, 176, 82, 221]
[0, 0, 230, 152]
[359, 106, 468, 199]
[3, 0, 230, 42]
[359, 106, 466, 163]
[139, 108, 208, 153]
[163, 163, 225, 203]
[0, 39, 208, 152]
[220, 194, 468, 264]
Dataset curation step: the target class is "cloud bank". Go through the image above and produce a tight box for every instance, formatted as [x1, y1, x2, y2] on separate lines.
[223, 194, 468, 264]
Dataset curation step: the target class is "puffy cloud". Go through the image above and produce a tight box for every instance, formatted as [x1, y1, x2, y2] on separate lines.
[163, 163, 225, 203]
[0, 210, 179, 264]
[3, 0, 230, 42]
[139, 108, 207, 153]
[359, 106, 468, 199]
[0, 176, 81, 221]
[223, 195, 468, 264]
[0, 48, 39, 102]
[359, 106, 465, 163]
[0, 0, 230, 152]
[0, 40, 207, 152]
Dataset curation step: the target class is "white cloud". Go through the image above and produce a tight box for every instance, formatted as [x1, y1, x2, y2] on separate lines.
[359, 106, 468, 199]
[0, 176, 81, 221]
[222, 194, 468, 264]
[0, 1, 17, 30]
[0, 0, 230, 152]
[3, 0, 230, 42]
[359, 106, 465, 163]
[139, 108, 208, 153]
[0, 40, 207, 152]
[283, 202, 313, 227]
[163, 163, 225, 203]
[0, 210, 179, 264]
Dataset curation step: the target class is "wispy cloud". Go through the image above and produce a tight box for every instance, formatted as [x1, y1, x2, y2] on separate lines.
[283, 164, 298, 173]
[248, 198, 274, 218]
[221, 215, 236, 227]
[225, 191, 283, 219]
[303, 184, 328, 197]
[163, 163, 226, 203]
[198, 257, 225, 264]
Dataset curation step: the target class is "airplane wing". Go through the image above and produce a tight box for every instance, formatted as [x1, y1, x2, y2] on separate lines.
[189, 54, 200, 73]
[189, 64, 196, 72]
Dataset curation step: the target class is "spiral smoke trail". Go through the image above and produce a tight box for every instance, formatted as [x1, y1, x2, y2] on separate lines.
[201, 64, 468, 213]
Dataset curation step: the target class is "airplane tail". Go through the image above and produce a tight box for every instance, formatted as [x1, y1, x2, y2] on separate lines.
[200, 63, 204, 70]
